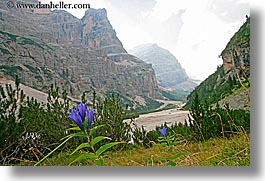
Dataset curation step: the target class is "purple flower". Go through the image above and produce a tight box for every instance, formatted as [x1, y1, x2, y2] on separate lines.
[77, 103, 87, 121]
[68, 103, 95, 130]
[68, 108, 84, 130]
[159, 127, 167, 137]
[86, 109, 95, 129]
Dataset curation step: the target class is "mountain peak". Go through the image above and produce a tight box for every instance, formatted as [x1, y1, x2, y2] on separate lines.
[0, 5, 162, 107]
[129, 44, 197, 92]
[83, 8, 107, 20]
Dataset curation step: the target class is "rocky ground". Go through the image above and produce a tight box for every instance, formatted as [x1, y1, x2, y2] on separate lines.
[216, 87, 250, 111]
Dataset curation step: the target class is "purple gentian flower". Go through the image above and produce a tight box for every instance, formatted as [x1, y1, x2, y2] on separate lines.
[159, 127, 167, 137]
[77, 103, 87, 121]
[86, 109, 95, 129]
[68, 103, 95, 130]
[68, 108, 84, 130]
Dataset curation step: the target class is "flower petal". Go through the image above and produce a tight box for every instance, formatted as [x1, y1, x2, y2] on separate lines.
[77, 103, 87, 122]
[86, 109, 95, 129]
[68, 109, 84, 130]
[159, 127, 167, 137]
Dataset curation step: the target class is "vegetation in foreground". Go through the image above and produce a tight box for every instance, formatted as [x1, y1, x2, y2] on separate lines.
[35, 133, 249, 166]
[0, 77, 250, 166]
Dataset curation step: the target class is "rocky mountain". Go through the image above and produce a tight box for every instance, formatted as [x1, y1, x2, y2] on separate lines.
[220, 17, 250, 77]
[129, 44, 197, 92]
[0, 0, 162, 107]
[184, 16, 250, 110]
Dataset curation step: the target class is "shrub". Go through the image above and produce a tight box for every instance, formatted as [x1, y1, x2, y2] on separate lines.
[0, 77, 73, 165]
[92, 93, 133, 150]
[187, 92, 250, 141]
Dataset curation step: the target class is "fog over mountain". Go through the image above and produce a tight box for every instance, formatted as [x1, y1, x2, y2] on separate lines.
[129, 44, 197, 92]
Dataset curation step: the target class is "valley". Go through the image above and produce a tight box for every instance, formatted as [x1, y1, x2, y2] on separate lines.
[0, 0, 250, 167]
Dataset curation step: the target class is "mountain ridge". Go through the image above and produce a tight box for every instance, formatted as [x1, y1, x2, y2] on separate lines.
[0, 1, 163, 109]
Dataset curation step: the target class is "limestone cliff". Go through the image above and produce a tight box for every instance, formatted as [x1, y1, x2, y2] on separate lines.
[0, 0, 162, 105]
[220, 17, 250, 77]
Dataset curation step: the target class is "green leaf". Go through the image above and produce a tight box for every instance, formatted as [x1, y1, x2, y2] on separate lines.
[165, 152, 186, 161]
[61, 132, 88, 140]
[69, 153, 96, 166]
[168, 161, 176, 166]
[168, 135, 175, 139]
[89, 124, 104, 136]
[95, 158, 104, 166]
[170, 141, 179, 146]
[158, 136, 165, 139]
[90, 136, 111, 147]
[158, 143, 167, 147]
[69, 123, 78, 127]
[159, 152, 186, 162]
[66, 126, 81, 131]
[70, 143, 90, 155]
[96, 142, 121, 156]
[168, 146, 173, 153]
[83, 117, 88, 130]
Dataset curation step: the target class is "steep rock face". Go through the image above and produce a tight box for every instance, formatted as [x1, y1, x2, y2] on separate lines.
[0, 1, 161, 103]
[129, 44, 197, 92]
[81, 9, 127, 55]
[220, 17, 250, 77]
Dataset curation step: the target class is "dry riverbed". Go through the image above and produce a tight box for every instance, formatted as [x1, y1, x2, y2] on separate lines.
[125, 109, 190, 131]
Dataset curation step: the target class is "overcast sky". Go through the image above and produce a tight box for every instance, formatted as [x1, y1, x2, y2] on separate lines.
[42, 0, 249, 80]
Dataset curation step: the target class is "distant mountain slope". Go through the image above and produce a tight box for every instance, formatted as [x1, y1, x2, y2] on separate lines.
[184, 17, 250, 110]
[129, 44, 197, 92]
[0, 75, 80, 104]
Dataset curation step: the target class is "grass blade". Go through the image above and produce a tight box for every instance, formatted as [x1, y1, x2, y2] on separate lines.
[34, 136, 72, 166]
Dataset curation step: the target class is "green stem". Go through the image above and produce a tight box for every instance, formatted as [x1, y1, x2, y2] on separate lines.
[88, 136, 96, 155]
[34, 136, 72, 166]
[91, 146, 96, 155]
[166, 137, 170, 146]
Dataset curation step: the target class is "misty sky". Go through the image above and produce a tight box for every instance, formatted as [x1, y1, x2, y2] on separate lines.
[42, 0, 250, 80]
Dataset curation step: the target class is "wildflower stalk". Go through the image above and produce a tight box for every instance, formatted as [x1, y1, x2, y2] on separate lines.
[157, 127, 186, 166]
[87, 137, 96, 155]
[34, 102, 121, 166]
